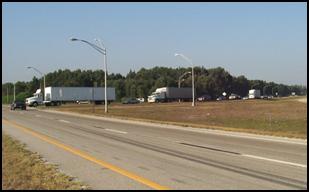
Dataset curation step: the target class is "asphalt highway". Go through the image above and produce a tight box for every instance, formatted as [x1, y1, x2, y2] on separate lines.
[2, 106, 307, 189]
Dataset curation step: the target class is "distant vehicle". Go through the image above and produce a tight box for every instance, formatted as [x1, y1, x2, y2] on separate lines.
[261, 95, 273, 100]
[136, 98, 145, 103]
[197, 94, 212, 102]
[11, 101, 26, 110]
[242, 96, 249, 100]
[228, 93, 241, 100]
[76, 100, 90, 104]
[44, 87, 116, 106]
[248, 89, 261, 99]
[216, 96, 226, 101]
[25, 89, 43, 107]
[122, 98, 140, 104]
[148, 87, 192, 103]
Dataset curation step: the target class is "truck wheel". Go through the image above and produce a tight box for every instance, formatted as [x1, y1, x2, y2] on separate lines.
[33, 102, 38, 107]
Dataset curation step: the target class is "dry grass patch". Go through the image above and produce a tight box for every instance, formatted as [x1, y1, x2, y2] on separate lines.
[49, 97, 307, 139]
[2, 133, 90, 190]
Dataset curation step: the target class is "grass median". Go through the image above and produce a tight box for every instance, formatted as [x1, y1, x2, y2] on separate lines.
[45, 96, 307, 139]
[2, 133, 90, 190]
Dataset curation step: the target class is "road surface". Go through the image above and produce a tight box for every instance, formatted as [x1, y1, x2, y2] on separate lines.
[2, 106, 307, 189]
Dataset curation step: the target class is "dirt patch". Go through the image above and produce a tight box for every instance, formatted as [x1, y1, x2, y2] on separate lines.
[298, 98, 307, 103]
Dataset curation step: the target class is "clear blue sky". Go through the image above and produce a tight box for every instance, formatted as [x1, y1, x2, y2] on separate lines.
[2, 2, 307, 85]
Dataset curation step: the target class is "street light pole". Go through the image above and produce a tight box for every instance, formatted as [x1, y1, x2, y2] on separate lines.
[178, 71, 191, 103]
[14, 83, 15, 101]
[7, 86, 9, 104]
[70, 37, 108, 113]
[27, 67, 45, 101]
[178, 71, 191, 88]
[95, 39, 108, 113]
[175, 53, 195, 107]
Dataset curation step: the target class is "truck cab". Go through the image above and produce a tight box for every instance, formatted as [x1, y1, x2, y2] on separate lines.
[25, 89, 43, 107]
[148, 88, 167, 103]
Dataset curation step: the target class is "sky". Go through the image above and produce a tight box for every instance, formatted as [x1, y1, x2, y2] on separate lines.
[2, 2, 307, 86]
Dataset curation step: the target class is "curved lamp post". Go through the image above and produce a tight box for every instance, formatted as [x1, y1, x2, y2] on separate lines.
[27, 66, 45, 101]
[178, 71, 191, 103]
[175, 53, 195, 107]
[178, 71, 191, 88]
[70, 37, 108, 113]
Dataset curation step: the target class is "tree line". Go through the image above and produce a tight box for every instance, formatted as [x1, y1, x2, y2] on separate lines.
[2, 66, 307, 103]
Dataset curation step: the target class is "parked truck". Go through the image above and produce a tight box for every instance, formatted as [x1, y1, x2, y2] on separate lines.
[248, 89, 261, 99]
[25, 89, 43, 107]
[148, 87, 192, 103]
[44, 87, 116, 106]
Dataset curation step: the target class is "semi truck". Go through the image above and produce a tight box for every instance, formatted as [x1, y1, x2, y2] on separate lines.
[25, 89, 43, 107]
[148, 87, 192, 103]
[248, 89, 261, 99]
[26, 87, 116, 106]
[44, 87, 116, 106]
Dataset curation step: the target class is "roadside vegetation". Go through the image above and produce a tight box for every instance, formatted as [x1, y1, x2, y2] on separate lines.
[2, 133, 90, 190]
[52, 96, 307, 139]
[2, 66, 307, 103]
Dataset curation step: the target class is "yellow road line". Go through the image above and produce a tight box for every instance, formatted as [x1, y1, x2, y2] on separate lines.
[2, 119, 170, 190]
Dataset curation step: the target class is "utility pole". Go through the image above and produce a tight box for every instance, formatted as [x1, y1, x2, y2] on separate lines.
[14, 83, 15, 101]
[7, 85, 9, 104]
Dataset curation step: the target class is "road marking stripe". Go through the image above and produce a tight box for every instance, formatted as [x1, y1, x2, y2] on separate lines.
[58, 119, 71, 123]
[35, 115, 42, 117]
[242, 154, 307, 168]
[2, 119, 170, 190]
[105, 128, 127, 134]
[178, 141, 307, 168]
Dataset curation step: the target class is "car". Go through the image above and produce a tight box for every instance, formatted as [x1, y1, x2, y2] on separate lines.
[242, 96, 249, 100]
[261, 95, 274, 100]
[122, 98, 140, 104]
[136, 98, 145, 103]
[11, 101, 26, 110]
[228, 93, 241, 100]
[267, 95, 274, 99]
[197, 94, 212, 102]
[216, 96, 226, 101]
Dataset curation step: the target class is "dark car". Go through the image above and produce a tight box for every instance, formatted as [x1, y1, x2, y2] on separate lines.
[11, 101, 26, 110]
[122, 98, 140, 104]
[216, 96, 226, 101]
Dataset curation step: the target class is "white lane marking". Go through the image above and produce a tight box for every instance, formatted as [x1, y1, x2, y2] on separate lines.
[58, 119, 71, 124]
[242, 154, 307, 168]
[35, 115, 42, 117]
[105, 128, 127, 134]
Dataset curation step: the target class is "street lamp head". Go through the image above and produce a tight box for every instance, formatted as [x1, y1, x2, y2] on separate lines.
[27, 66, 31, 69]
[70, 37, 78, 41]
[175, 53, 180, 57]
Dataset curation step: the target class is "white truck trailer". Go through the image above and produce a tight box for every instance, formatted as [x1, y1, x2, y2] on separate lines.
[148, 87, 192, 103]
[44, 87, 116, 106]
[248, 89, 261, 99]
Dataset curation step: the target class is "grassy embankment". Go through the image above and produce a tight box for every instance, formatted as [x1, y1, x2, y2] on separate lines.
[47, 96, 307, 139]
[2, 133, 90, 190]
